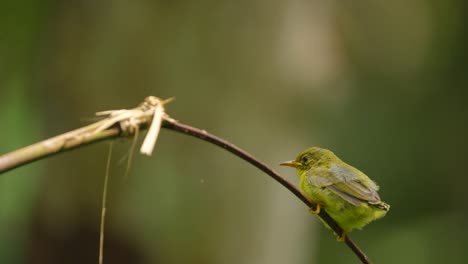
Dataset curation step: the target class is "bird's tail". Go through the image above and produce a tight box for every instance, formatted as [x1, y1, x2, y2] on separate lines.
[374, 201, 390, 211]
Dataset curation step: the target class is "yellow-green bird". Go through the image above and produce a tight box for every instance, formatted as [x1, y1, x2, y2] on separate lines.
[280, 147, 389, 240]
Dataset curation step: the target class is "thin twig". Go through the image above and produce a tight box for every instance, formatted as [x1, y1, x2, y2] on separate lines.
[161, 120, 372, 264]
[0, 99, 372, 264]
[99, 142, 113, 264]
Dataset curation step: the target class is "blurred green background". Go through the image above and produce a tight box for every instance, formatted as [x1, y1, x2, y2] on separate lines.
[1, 1, 467, 263]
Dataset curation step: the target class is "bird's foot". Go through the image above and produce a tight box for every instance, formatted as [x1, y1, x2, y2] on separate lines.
[308, 203, 321, 215]
[337, 231, 346, 242]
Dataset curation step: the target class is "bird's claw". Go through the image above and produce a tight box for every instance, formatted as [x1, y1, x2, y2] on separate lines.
[337, 232, 346, 242]
[308, 204, 321, 215]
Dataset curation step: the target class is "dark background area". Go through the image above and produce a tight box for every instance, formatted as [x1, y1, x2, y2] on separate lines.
[1, 1, 467, 263]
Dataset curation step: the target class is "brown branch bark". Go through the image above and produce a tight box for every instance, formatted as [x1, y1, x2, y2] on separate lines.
[0, 118, 372, 264]
[161, 121, 373, 264]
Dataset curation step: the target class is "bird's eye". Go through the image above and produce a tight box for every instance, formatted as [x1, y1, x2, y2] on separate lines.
[301, 156, 311, 164]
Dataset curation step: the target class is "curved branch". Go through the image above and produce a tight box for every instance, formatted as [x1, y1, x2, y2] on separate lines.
[162, 121, 372, 264]
[0, 118, 372, 264]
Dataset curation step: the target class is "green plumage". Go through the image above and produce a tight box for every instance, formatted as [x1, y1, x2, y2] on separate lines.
[281, 147, 389, 236]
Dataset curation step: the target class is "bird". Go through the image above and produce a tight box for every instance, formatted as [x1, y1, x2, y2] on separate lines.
[280, 147, 390, 240]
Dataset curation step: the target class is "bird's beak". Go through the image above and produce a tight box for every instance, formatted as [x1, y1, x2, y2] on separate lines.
[279, 160, 300, 168]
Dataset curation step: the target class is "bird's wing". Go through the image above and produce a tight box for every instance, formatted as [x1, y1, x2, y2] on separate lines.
[306, 164, 381, 206]
[327, 181, 381, 205]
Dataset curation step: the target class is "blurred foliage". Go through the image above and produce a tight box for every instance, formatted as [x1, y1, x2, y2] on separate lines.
[1, 0, 467, 263]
